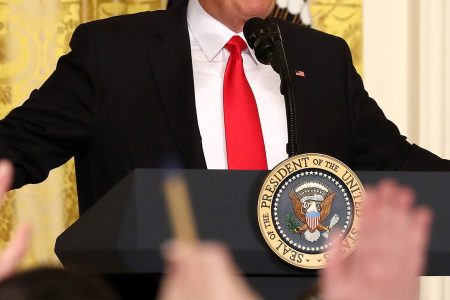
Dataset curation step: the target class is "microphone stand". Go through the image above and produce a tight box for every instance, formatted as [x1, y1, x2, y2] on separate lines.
[269, 23, 299, 157]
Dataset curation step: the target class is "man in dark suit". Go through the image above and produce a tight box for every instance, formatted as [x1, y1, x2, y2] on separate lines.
[0, 0, 448, 214]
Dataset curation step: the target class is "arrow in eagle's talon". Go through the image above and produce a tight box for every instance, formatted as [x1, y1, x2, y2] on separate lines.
[323, 214, 340, 239]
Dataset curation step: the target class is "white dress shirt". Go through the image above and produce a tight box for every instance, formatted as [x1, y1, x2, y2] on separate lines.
[187, 0, 288, 170]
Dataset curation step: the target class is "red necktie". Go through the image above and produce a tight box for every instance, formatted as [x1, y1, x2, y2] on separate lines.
[223, 36, 268, 170]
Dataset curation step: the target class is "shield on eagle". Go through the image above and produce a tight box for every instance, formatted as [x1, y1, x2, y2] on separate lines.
[305, 211, 320, 231]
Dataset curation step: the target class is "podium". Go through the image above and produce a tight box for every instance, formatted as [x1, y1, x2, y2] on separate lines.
[55, 169, 450, 299]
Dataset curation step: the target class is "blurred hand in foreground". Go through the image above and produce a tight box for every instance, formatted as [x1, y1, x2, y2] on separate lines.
[158, 241, 261, 300]
[0, 160, 32, 281]
[321, 180, 433, 300]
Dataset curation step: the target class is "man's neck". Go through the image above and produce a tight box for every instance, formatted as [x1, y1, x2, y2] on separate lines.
[197, 0, 244, 33]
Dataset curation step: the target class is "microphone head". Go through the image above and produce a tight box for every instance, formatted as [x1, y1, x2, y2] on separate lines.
[243, 17, 274, 65]
[243, 17, 271, 49]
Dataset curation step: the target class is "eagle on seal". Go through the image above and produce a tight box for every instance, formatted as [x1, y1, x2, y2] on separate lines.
[289, 182, 336, 242]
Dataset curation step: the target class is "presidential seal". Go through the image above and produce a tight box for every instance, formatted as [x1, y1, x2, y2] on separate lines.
[257, 153, 364, 269]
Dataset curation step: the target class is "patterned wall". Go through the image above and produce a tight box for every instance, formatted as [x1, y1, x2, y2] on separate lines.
[310, 0, 362, 74]
[271, 0, 362, 73]
[0, 0, 362, 268]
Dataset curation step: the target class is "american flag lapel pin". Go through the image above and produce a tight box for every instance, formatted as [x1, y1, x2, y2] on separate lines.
[295, 70, 306, 77]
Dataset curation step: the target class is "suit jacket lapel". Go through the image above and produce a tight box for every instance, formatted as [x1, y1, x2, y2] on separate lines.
[147, 5, 207, 169]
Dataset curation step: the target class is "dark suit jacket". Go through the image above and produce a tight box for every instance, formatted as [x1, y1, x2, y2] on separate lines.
[0, 3, 448, 213]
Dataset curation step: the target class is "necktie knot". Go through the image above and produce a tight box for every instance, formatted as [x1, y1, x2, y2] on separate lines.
[224, 36, 248, 55]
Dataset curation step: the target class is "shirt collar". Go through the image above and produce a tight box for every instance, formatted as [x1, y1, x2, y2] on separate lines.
[187, 0, 259, 64]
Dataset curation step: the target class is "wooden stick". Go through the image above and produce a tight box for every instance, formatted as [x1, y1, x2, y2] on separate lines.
[163, 173, 198, 243]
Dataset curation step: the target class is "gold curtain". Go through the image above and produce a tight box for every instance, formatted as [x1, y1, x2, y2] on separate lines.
[0, 0, 362, 269]
[311, 0, 363, 74]
[0, 0, 168, 269]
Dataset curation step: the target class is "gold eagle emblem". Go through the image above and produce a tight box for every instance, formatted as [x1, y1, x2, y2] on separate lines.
[288, 182, 338, 242]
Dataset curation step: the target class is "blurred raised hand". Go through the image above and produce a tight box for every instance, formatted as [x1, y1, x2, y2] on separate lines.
[321, 180, 433, 300]
[158, 241, 261, 300]
[0, 161, 32, 281]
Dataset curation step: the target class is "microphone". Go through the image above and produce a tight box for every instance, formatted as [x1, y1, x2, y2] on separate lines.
[243, 18, 275, 66]
[243, 17, 299, 157]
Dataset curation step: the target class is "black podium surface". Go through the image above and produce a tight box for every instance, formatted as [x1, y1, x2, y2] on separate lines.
[55, 169, 450, 299]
